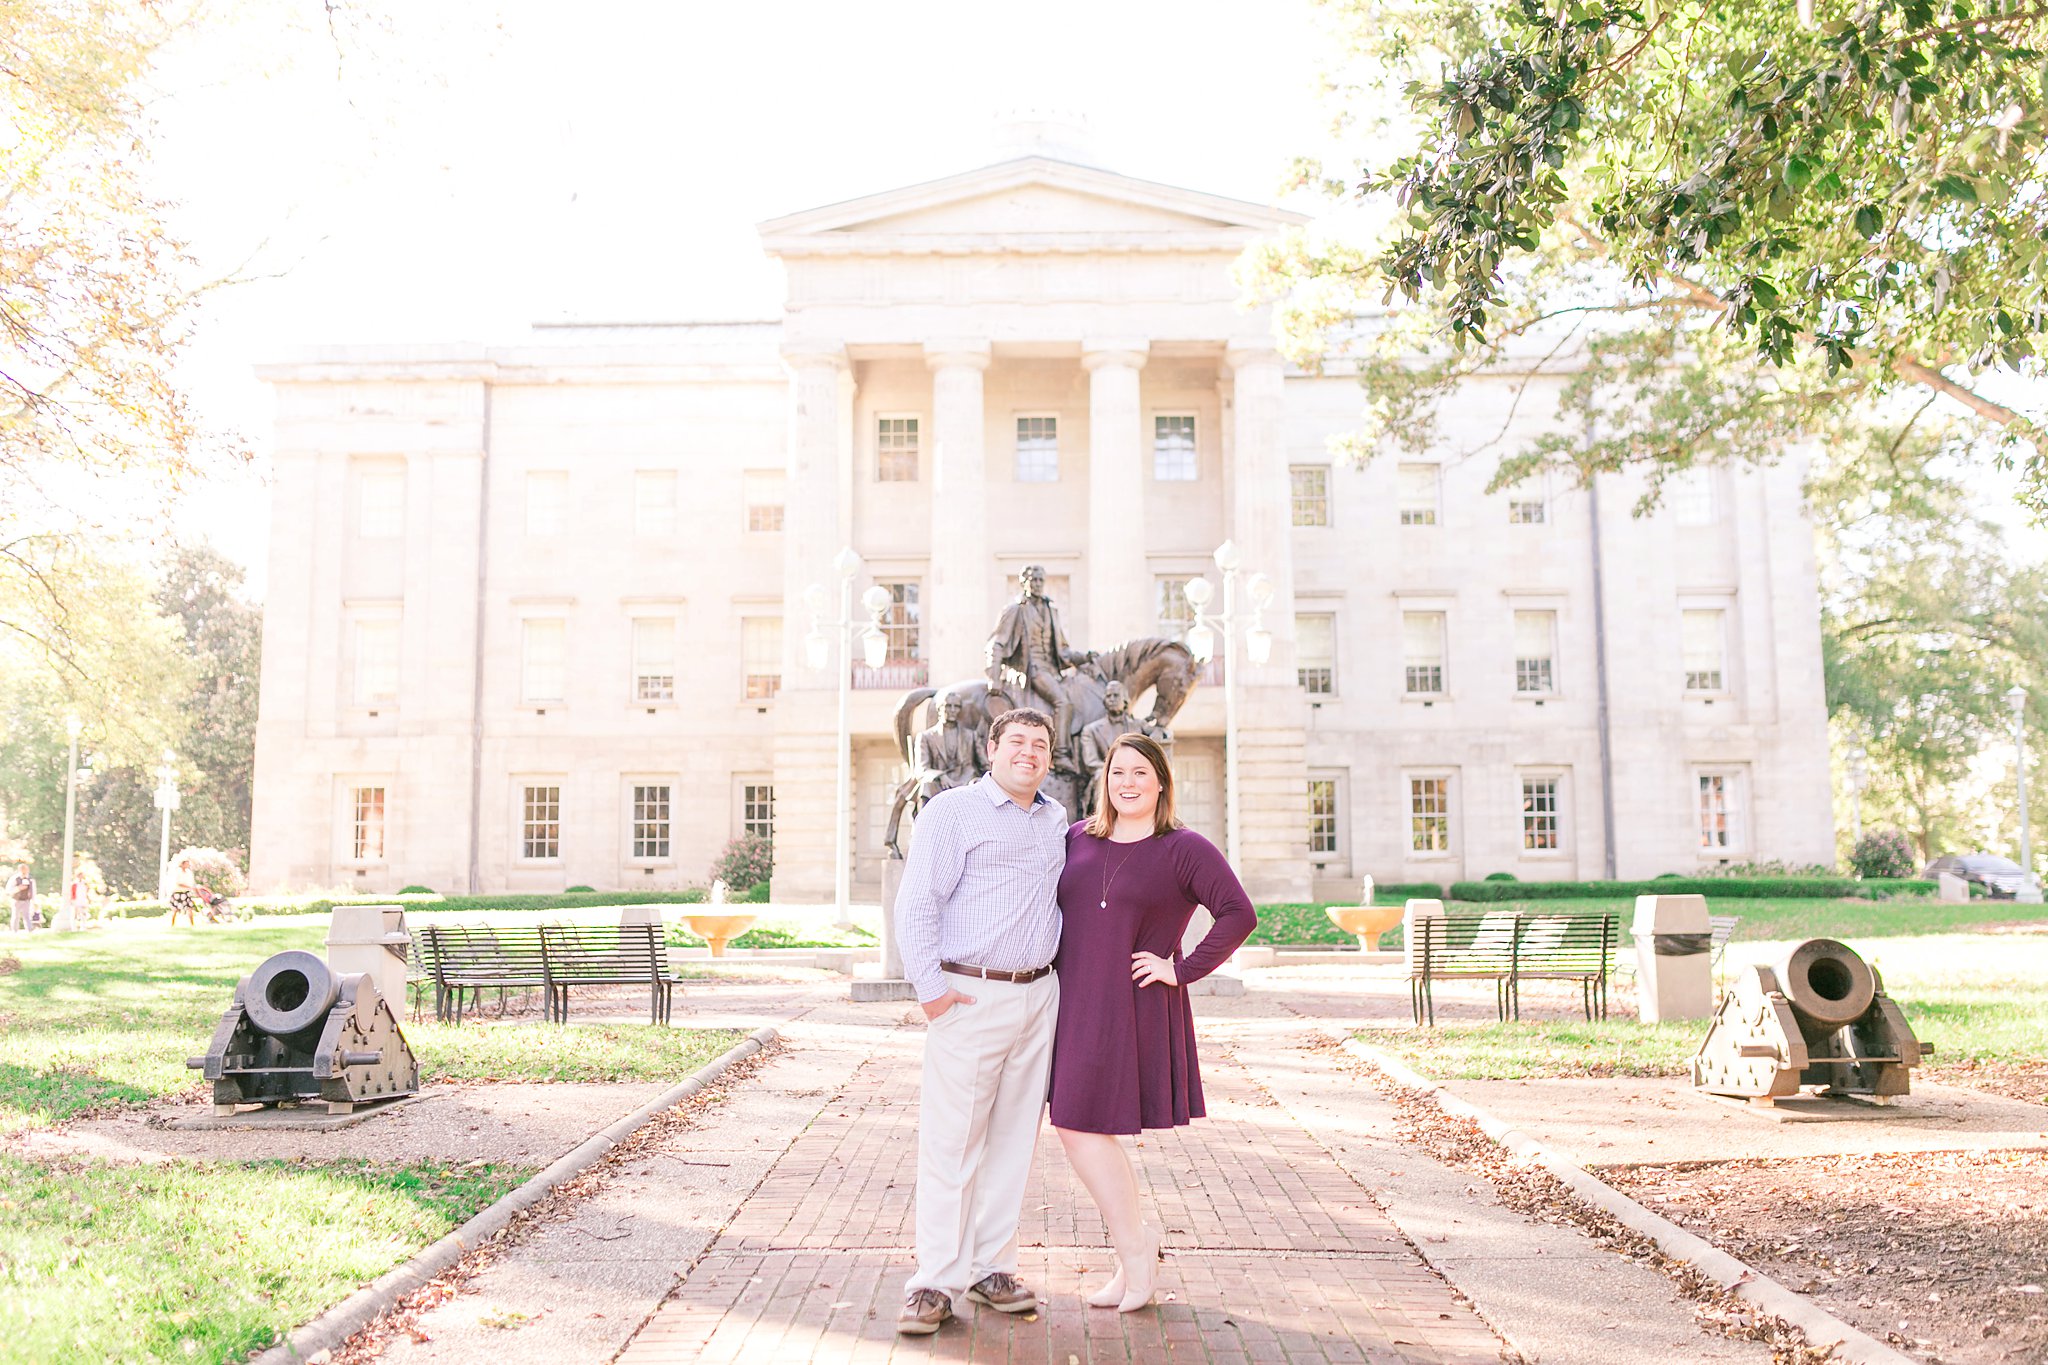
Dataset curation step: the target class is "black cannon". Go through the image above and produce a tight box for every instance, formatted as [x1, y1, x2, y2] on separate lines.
[1692, 938, 1927, 1104]
[188, 949, 420, 1115]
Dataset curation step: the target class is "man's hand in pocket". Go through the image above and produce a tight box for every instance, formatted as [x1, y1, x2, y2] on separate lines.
[921, 988, 975, 1022]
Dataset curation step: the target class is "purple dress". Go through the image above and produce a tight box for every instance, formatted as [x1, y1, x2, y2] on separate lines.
[1048, 825, 1258, 1135]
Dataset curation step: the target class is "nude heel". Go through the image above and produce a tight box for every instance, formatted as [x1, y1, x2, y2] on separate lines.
[1084, 1264, 1125, 1309]
[1116, 1223, 1159, 1312]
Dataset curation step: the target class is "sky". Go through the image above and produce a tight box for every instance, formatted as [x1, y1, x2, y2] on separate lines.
[149, 0, 1340, 596]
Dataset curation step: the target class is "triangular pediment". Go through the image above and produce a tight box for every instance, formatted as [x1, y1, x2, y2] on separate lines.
[759, 156, 1303, 253]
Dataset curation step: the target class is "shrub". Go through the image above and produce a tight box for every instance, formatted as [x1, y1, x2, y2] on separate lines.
[1696, 859, 1836, 878]
[174, 847, 246, 900]
[1483, 872, 1518, 882]
[1371, 882, 1444, 904]
[565, 884, 595, 893]
[1448, 876, 1867, 901]
[1850, 828, 1917, 880]
[711, 835, 773, 894]
[399, 884, 435, 895]
[738, 880, 771, 904]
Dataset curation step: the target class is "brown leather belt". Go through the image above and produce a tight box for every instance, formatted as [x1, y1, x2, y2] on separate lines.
[941, 960, 1053, 984]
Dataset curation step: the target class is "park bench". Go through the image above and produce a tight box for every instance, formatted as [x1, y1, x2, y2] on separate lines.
[1615, 913, 1742, 982]
[538, 922, 687, 1024]
[418, 924, 550, 1024]
[1409, 911, 1620, 1026]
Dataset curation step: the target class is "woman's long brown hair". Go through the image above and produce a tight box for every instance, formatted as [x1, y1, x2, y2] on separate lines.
[1082, 732, 1182, 839]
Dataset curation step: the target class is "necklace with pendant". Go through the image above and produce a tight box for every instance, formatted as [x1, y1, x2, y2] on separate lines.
[1100, 841, 1142, 909]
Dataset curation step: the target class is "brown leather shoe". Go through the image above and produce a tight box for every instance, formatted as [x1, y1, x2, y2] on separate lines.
[967, 1272, 1037, 1313]
[897, 1288, 953, 1335]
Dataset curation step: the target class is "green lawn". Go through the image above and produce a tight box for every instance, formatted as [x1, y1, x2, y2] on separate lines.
[1363, 929, 2048, 1082]
[0, 1155, 528, 1363]
[0, 918, 741, 1131]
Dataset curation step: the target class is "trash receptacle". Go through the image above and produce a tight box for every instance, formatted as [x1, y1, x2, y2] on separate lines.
[1631, 894, 1713, 1023]
[326, 904, 412, 1013]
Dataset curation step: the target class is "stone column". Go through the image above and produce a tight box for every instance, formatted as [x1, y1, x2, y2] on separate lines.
[772, 346, 851, 902]
[1083, 341, 1150, 646]
[925, 341, 992, 684]
[1221, 345, 1310, 902]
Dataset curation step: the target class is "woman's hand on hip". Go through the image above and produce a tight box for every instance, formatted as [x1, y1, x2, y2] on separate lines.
[1130, 952, 1178, 988]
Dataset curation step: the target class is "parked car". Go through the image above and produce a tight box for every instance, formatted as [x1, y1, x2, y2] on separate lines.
[1922, 853, 2028, 898]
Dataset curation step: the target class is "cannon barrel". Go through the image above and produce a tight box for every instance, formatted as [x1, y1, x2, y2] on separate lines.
[243, 950, 341, 1040]
[1777, 938, 1876, 1042]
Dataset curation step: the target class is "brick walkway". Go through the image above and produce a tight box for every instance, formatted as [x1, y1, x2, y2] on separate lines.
[621, 1025, 1505, 1364]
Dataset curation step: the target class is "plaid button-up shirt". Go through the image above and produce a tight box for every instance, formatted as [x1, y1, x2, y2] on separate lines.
[895, 775, 1066, 1002]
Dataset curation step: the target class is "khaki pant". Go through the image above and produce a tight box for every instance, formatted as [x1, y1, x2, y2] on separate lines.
[907, 968, 1059, 1302]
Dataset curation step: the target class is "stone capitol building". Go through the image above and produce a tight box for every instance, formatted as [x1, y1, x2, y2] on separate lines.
[248, 141, 1835, 903]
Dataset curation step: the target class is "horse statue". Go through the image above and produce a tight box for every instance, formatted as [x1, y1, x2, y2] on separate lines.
[883, 636, 1201, 855]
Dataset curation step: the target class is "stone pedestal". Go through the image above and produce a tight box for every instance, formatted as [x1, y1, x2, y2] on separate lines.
[619, 905, 664, 929]
[326, 904, 411, 1012]
[1631, 894, 1714, 1023]
[1403, 898, 1444, 974]
[1937, 871, 1969, 904]
[852, 857, 918, 1001]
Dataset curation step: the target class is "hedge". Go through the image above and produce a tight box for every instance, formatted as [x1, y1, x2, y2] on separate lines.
[1370, 882, 1445, 904]
[1445, 876, 1935, 902]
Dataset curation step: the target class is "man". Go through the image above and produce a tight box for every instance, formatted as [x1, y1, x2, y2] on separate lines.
[1077, 680, 1154, 815]
[985, 565, 1089, 767]
[7, 862, 37, 933]
[912, 691, 985, 805]
[893, 707, 1066, 1335]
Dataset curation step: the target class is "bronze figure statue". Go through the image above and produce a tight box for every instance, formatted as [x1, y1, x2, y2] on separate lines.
[985, 564, 1092, 767]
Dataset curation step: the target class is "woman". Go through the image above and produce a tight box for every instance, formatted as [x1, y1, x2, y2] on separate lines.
[1049, 732, 1257, 1311]
[167, 858, 203, 927]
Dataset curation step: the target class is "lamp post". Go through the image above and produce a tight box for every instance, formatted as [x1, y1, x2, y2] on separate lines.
[2008, 686, 2041, 904]
[805, 548, 892, 929]
[61, 716, 82, 921]
[1846, 743, 1868, 846]
[153, 751, 180, 904]
[1181, 540, 1274, 869]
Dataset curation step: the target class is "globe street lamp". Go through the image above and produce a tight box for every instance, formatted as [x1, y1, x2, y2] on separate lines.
[805, 547, 892, 929]
[2007, 686, 2041, 904]
[1846, 743, 1868, 845]
[1182, 540, 1273, 869]
[61, 716, 82, 924]
[153, 751, 180, 904]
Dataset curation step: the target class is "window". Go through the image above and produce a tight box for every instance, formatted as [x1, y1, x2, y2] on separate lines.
[1410, 777, 1451, 853]
[1698, 773, 1737, 850]
[877, 417, 919, 482]
[350, 786, 386, 861]
[1682, 609, 1726, 691]
[1155, 575, 1197, 640]
[742, 783, 775, 840]
[522, 619, 566, 704]
[1522, 777, 1561, 851]
[522, 785, 561, 860]
[353, 619, 400, 707]
[1398, 464, 1440, 525]
[743, 470, 785, 532]
[634, 470, 677, 537]
[358, 468, 404, 539]
[525, 471, 568, 537]
[1508, 493, 1547, 524]
[1153, 415, 1197, 481]
[1402, 612, 1446, 694]
[1514, 610, 1556, 694]
[741, 617, 782, 699]
[877, 582, 920, 663]
[1671, 468, 1719, 525]
[632, 784, 671, 860]
[1307, 779, 1339, 855]
[632, 618, 675, 702]
[1296, 613, 1335, 695]
[1015, 416, 1058, 482]
[1291, 466, 1330, 526]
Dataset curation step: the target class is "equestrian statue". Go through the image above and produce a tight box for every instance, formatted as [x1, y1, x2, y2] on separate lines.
[884, 564, 1200, 855]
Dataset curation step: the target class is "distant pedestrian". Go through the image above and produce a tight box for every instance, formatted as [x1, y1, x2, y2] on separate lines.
[7, 862, 37, 933]
[168, 858, 204, 927]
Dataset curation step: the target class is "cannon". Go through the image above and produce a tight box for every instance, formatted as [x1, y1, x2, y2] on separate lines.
[188, 949, 420, 1115]
[1692, 938, 1927, 1104]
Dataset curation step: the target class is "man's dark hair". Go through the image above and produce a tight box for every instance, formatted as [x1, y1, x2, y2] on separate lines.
[988, 707, 1055, 748]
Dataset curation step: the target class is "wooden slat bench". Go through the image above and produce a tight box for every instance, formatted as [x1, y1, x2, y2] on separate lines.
[420, 924, 550, 1024]
[1616, 914, 1742, 981]
[1410, 911, 1620, 1026]
[538, 922, 687, 1024]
